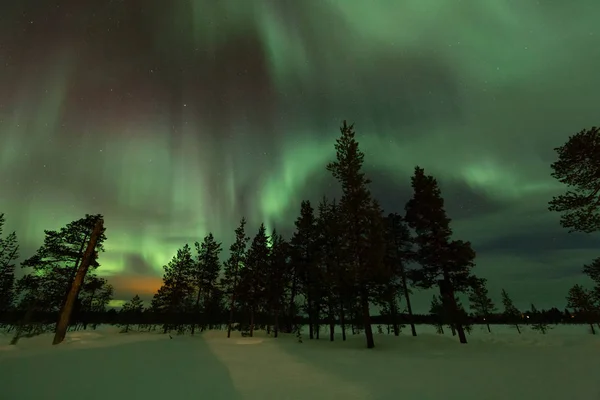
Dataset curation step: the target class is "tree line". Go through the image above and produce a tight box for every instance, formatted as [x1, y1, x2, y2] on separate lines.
[1, 124, 599, 346]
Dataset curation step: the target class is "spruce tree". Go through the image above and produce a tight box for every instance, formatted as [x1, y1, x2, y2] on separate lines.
[0, 214, 19, 313]
[222, 218, 249, 338]
[240, 224, 270, 337]
[500, 289, 521, 334]
[566, 284, 597, 334]
[317, 198, 350, 341]
[404, 166, 476, 344]
[151, 244, 196, 333]
[290, 201, 319, 339]
[468, 278, 496, 333]
[548, 126, 600, 233]
[192, 233, 222, 334]
[265, 230, 289, 337]
[326, 121, 387, 349]
[384, 213, 417, 336]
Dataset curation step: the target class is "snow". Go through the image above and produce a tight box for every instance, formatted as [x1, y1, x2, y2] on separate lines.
[1, 324, 598, 399]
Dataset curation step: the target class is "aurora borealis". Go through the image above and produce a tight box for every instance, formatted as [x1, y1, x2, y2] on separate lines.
[1, 0, 599, 311]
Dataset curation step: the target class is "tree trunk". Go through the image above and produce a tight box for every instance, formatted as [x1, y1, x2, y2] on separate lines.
[486, 323, 491, 333]
[249, 306, 255, 337]
[227, 293, 236, 338]
[328, 301, 335, 341]
[53, 219, 103, 345]
[273, 308, 280, 338]
[360, 292, 374, 349]
[339, 300, 347, 341]
[288, 270, 297, 333]
[400, 267, 417, 337]
[439, 278, 467, 344]
[589, 323, 596, 335]
[389, 297, 399, 336]
[515, 324, 521, 334]
[191, 289, 202, 335]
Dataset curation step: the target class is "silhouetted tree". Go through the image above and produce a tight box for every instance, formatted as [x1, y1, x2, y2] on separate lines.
[191, 233, 222, 334]
[566, 284, 597, 334]
[265, 230, 289, 337]
[383, 213, 417, 337]
[501, 289, 521, 334]
[326, 121, 387, 349]
[120, 294, 144, 333]
[404, 167, 476, 344]
[222, 218, 249, 338]
[18, 214, 107, 313]
[468, 278, 496, 333]
[548, 126, 600, 233]
[151, 244, 195, 333]
[290, 201, 320, 339]
[529, 304, 551, 334]
[429, 295, 445, 334]
[582, 258, 600, 303]
[0, 214, 18, 313]
[316, 197, 351, 341]
[240, 224, 269, 336]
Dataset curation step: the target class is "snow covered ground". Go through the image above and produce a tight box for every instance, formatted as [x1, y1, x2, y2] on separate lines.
[0, 324, 598, 400]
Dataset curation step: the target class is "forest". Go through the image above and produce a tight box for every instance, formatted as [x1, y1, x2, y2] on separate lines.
[1, 124, 599, 348]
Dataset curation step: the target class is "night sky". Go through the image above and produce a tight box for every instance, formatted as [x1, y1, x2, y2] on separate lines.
[1, 1, 599, 311]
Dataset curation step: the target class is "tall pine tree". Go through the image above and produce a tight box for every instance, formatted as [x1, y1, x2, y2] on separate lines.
[151, 244, 195, 333]
[404, 167, 476, 344]
[240, 224, 270, 337]
[222, 218, 249, 338]
[290, 201, 319, 339]
[326, 121, 387, 349]
[192, 233, 222, 334]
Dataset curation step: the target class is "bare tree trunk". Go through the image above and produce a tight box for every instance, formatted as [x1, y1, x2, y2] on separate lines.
[515, 324, 521, 334]
[439, 278, 467, 344]
[328, 301, 335, 341]
[53, 219, 103, 345]
[400, 267, 417, 337]
[361, 292, 374, 349]
[339, 299, 347, 341]
[249, 306, 255, 337]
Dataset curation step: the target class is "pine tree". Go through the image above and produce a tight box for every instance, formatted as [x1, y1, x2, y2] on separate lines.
[222, 218, 249, 338]
[191, 233, 222, 334]
[468, 278, 496, 333]
[383, 213, 417, 337]
[500, 289, 521, 334]
[566, 284, 598, 334]
[326, 121, 387, 349]
[317, 198, 350, 341]
[265, 230, 289, 337]
[151, 244, 196, 333]
[290, 201, 319, 339]
[404, 166, 476, 344]
[0, 214, 19, 313]
[120, 294, 144, 333]
[19, 214, 107, 313]
[240, 224, 270, 337]
[582, 258, 600, 303]
[548, 126, 600, 233]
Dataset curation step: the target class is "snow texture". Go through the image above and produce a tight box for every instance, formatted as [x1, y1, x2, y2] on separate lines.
[0, 324, 598, 399]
